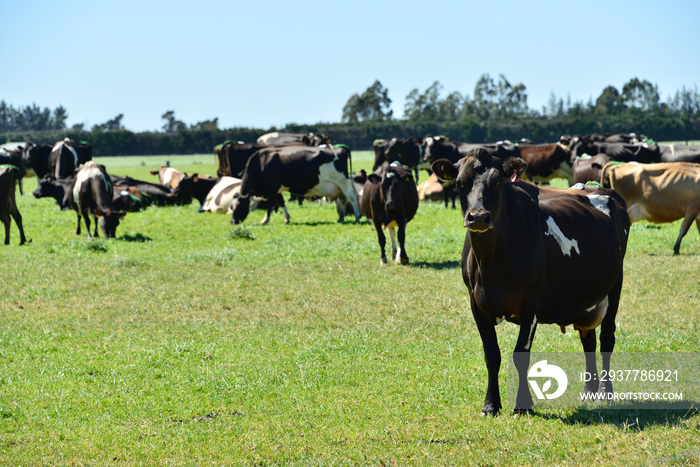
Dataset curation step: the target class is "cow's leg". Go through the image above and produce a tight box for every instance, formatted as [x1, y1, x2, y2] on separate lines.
[336, 193, 348, 223]
[580, 328, 599, 395]
[1, 212, 10, 245]
[599, 271, 623, 397]
[82, 209, 93, 240]
[396, 219, 408, 265]
[414, 165, 419, 183]
[260, 207, 272, 224]
[75, 213, 82, 236]
[278, 194, 290, 224]
[673, 210, 699, 255]
[9, 202, 27, 245]
[513, 312, 538, 414]
[18, 178, 23, 196]
[388, 226, 397, 261]
[337, 178, 361, 223]
[93, 214, 100, 238]
[373, 215, 388, 266]
[472, 298, 502, 415]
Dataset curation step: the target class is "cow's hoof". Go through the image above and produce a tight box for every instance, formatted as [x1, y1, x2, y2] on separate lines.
[673, 249, 680, 256]
[380, 257, 388, 266]
[513, 408, 534, 416]
[481, 403, 500, 417]
[399, 257, 409, 266]
[284, 219, 290, 224]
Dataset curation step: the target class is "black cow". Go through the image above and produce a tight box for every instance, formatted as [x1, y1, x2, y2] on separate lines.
[432, 149, 630, 415]
[33, 174, 75, 210]
[231, 145, 360, 224]
[216, 142, 267, 178]
[50, 139, 92, 179]
[361, 164, 418, 265]
[22, 143, 53, 180]
[372, 138, 423, 181]
[71, 162, 125, 239]
[0, 166, 29, 245]
[0, 148, 27, 194]
[660, 145, 700, 163]
[569, 140, 661, 165]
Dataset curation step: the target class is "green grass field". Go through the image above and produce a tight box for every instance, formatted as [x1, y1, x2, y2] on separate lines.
[1, 153, 699, 465]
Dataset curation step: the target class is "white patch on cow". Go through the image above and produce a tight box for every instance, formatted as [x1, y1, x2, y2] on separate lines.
[386, 172, 396, 178]
[52, 141, 63, 152]
[256, 132, 279, 144]
[73, 161, 108, 204]
[544, 216, 580, 256]
[237, 141, 245, 144]
[624, 229, 628, 236]
[202, 176, 241, 214]
[121, 190, 129, 196]
[524, 316, 538, 350]
[630, 161, 639, 165]
[65, 144, 79, 167]
[319, 144, 327, 148]
[161, 167, 181, 188]
[586, 194, 611, 218]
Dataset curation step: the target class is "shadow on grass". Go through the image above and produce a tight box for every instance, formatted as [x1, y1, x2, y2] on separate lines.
[119, 233, 153, 242]
[412, 260, 460, 270]
[535, 404, 699, 430]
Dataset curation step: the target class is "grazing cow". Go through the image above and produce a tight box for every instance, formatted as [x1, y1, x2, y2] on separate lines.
[0, 166, 29, 245]
[601, 161, 700, 254]
[71, 162, 125, 240]
[257, 132, 329, 146]
[108, 175, 179, 206]
[0, 148, 27, 194]
[33, 174, 75, 210]
[337, 170, 368, 218]
[22, 143, 53, 180]
[231, 145, 361, 224]
[361, 164, 419, 265]
[517, 143, 573, 185]
[50, 139, 92, 179]
[572, 154, 612, 185]
[432, 149, 630, 415]
[568, 140, 661, 165]
[660, 145, 700, 164]
[372, 138, 423, 181]
[150, 166, 186, 189]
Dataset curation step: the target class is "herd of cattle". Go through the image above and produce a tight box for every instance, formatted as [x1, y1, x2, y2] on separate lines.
[2, 130, 699, 414]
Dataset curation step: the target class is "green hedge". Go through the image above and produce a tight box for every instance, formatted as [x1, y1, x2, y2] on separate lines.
[3, 117, 699, 155]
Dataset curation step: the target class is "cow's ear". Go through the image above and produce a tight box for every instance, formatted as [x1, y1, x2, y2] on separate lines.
[368, 174, 381, 185]
[431, 159, 458, 181]
[503, 157, 527, 183]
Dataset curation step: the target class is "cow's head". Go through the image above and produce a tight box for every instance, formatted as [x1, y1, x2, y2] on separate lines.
[432, 149, 527, 232]
[421, 135, 447, 163]
[368, 165, 414, 214]
[95, 209, 125, 238]
[33, 174, 57, 198]
[230, 193, 251, 224]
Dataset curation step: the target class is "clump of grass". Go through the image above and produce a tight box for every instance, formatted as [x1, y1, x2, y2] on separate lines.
[85, 240, 109, 253]
[228, 226, 255, 240]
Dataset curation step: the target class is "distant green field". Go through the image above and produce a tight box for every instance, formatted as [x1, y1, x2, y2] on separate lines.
[0, 155, 698, 465]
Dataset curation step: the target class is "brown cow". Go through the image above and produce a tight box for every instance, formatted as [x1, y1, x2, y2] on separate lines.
[517, 143, 573, 185]
[602, 161, 700, 254]
[0, 166, 29, 245]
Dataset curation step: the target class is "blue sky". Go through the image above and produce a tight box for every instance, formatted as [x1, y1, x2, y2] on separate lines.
[3, 0, 699, 132]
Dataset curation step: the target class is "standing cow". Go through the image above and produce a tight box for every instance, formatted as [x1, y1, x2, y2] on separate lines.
[50, 139, 92, 179]
[22, 143, 53, 180]
[432, 149, 630, 415]
[361, 164, 418, 265]
[602, 161, 700, 255]
[0, 166, 29, 245]
[372, 138, 423, 181]
[0, 148, 27, 194]
[231, 145, 361, 224]
[71, 162, 125, 240]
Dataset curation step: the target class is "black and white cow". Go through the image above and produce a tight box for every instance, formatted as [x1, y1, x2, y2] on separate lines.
[361, 164, 419, 265]
[432, 149, 630, 415]
[372, 138, 423, 181]
[22, 143, 53, 180]
[71, 162, 125, 239]
[0, 166, 29, 245]
[231, 145, 361, 224]
[50, 139, 92, 179]
[33, 174, 75, 210]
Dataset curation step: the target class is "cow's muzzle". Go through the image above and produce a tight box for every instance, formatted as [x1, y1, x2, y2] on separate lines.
[465, 210, 493, 232]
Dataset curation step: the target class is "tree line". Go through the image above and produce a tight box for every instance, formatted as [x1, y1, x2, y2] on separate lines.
[342, 75, 700, 123]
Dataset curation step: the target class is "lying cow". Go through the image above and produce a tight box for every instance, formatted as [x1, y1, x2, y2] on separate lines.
[50, 139, 92, 179]
[361, 164, 419, 265]
[432, 149, 630, 415]
[572, 154, 612, 185]
[0, 166, 29, 245]
[231, 145, 361, 224]
[71, 162, 125, 240]
[660, 145, 700, 164]
[200, 177, 242, 213]
[112, 186, 150, 212]
[108, 175, 179, 206]
[602, 161, 700, 254]
[172, 174, 221, 207]
[33, 174, 75, 210]
[417, 173, 447, 203]
[150, 166, 186, 189]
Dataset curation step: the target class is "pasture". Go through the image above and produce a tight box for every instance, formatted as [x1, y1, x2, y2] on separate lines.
[1, 152, 699, 465]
